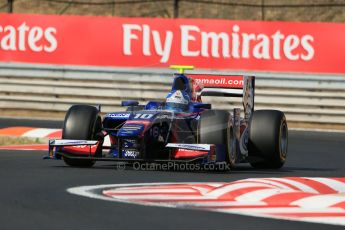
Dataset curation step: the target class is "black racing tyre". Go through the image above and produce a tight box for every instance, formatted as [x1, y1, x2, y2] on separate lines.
[62, 105, 102, 167]
[198, 110, 236, 169]
[248, 110, 288, 169]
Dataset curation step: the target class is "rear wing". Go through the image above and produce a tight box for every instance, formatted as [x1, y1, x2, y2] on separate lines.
[187, 74, 254, 98]
[189, 74, 255, 123]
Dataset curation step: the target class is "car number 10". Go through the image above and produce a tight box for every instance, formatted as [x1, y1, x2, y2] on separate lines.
[134, 113, 153, 119]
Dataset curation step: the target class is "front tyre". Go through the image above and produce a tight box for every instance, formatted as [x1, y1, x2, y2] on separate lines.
[248, 110, 288, 169]
[62, 105, 102, 167]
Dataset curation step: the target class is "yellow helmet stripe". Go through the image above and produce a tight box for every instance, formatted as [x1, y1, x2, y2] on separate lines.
[170, 65, 194, 74]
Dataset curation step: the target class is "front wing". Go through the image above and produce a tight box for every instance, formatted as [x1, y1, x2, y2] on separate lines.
[45, 139, 220, 164]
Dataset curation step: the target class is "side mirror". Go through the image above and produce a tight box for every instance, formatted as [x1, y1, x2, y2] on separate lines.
[193, 103, 211, 109]
[121, 100, 139, 107]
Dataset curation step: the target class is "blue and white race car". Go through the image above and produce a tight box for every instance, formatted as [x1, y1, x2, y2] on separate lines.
[47, 66, 288, 170]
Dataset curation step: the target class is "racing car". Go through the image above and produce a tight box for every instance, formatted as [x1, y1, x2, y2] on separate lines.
[46, 65, 288, 169]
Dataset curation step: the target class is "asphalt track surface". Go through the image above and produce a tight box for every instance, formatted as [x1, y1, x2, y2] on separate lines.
[0, 118, 344, 230]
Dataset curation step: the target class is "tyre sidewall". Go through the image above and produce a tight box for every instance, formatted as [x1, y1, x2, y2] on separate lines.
[62, 105, 102, 167]
[199, 110, 235, 168]
[249, 110, 288, 169]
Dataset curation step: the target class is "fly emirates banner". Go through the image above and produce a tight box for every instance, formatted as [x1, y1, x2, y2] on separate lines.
[0, 13, 344, 74]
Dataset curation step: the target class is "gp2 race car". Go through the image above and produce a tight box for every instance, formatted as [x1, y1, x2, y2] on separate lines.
[46, 65, 288, 170]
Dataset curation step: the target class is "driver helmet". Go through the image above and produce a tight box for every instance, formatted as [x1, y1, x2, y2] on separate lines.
[165, 90, 190, 112]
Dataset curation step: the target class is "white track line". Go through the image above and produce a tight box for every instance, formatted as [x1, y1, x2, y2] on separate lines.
[67, 179, 345, 226]
[306, 178, 345, 193]
[234, 188, 295, 202]
[267, 178, 319, 193]
[291, 195, 345, 208]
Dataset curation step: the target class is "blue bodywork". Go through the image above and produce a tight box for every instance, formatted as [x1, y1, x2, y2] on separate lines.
[101, 74, 221, 162]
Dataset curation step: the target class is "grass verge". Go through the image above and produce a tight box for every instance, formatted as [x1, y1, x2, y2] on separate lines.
[0, 136, 45, 146]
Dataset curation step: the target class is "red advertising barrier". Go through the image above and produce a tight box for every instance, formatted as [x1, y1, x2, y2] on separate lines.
[0, 13, 345, 74]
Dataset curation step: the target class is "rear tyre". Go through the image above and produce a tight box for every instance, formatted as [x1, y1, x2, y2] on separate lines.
[199, 110, 236, 169]
[62, 105, 102, 167]
[248, 110, 288, 169]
